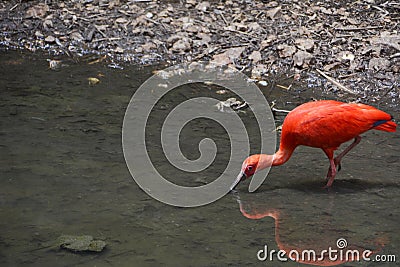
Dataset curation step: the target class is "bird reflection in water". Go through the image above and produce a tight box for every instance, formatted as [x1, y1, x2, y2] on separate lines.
[232, 191, 387, 266]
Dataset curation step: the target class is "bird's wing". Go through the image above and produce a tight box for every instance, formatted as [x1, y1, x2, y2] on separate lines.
[283, 102, 394, 148]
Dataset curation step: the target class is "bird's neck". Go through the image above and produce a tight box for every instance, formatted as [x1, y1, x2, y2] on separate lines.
[272, 147, 294, 166]
[256, 147, 293, 171]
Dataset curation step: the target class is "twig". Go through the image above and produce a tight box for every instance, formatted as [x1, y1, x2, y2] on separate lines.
[219, 13, 228, 26]
[335, 26, 383, 31]
[272, 107, 290, 113]
[389, 52, 400, 59]
[86, 13, 104, 19]
[88, 55, 107, 65]
[223, 28, 251, 36]
[144, 17, 168, 31]
[145, 17, 160, 25]
[387, 2, 400, 9]
[270, 100, 291, 113]
[288, 10, 308, 17]
[371, 5, 389, 16]
[338, 73, 357, 79]
[9, 3, 19, 11]
[92, 37, 122, 42]
[316, 69, 357, 95]
[276, 84, 292, 90]
[62, 8, 92, 22]
[380, 85, 395, 99]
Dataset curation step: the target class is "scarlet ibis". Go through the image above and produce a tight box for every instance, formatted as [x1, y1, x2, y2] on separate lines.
[231, 100, 397, 190]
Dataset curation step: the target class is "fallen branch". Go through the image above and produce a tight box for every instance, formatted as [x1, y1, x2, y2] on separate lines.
[316, 69, 357, 95]
[9, 3, 19, 11]
[276, 84, 292, 90]
[334, 26, 383, 31]
[272, 107, 290, 113]
[371, 5, 389, 16]
[390, 52, 400, 59]
[270, 101, 291, 113]
[92, 37, 122, 43]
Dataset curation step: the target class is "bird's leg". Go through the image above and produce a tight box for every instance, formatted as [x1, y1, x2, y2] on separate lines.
[322, 137, 362, 188]
[325, 157, 337, 188]
[323, 149, 337, 188]
[334, 136, 362, 171]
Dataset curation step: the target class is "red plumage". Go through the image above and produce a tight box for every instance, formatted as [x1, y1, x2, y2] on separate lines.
[232, 100, 397, 190]
[281, 100, 395, 150]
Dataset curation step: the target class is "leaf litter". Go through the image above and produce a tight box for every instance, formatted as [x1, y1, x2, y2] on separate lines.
[0, 0, 399, 105]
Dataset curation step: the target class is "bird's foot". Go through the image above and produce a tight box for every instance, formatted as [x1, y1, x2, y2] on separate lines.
[323, 180, 334, 189]
[324, 169, 336, 187]
[325, 168, 335, 181]
[324, 176, 334, 190]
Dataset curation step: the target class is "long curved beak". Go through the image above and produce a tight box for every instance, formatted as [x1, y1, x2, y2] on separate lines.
[230, 171, 247, 191]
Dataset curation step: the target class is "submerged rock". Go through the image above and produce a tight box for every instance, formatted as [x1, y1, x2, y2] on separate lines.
[57, 235, 106, 253]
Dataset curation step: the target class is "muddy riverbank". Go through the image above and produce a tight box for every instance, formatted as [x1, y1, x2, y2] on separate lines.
[1, 0, 399, 105]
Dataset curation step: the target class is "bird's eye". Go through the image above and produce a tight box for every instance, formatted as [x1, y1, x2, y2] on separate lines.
[247, 166, 253, 171]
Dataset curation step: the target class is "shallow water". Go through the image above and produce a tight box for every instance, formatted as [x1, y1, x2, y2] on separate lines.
[0, 50, 399, 267]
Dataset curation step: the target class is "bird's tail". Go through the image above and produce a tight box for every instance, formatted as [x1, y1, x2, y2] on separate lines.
[373, 120, 397, 132]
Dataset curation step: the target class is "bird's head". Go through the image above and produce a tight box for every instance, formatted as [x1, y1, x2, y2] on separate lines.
[230, 154, 272, 191]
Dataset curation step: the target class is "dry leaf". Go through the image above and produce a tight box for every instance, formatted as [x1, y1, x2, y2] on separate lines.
[277, 44, 296, 58]
[251, 64, 267, 79]
[45, 36, 56, 43]
[369, 34, 400, 51]
[293, 50, 313, 67]
[249, 51, 262, 63]
[70, 31, 84, 42]
[171, 39, 191, 52]
[186, 0, 196, 7]
[234, 23, 247, 32]
[211, 53, 231, 66]
[26, 3, 49, 18]
[88, 77, 100, 86]
[338, 51, 355, 61]
[248, 22, 261, 32]
[116, 17, 128, 24]
[211, 47, 245, 66]
[95, 25, 108, 32]
[260, 35, 276, 50]
[266, 6, 281, 19]
[183, 23, 201, 33]
[347, 18, 360, 25]
[196, 2, 210, 12]
[295, 38, 314, 51]
[114, 47, 124, 53]
[319, 7, 332, 15]
[197, 33, 211, 43]
[141, 42, 156, 52]
[225, 47, 245, 60]
[48, 59, 62, 70]
[323, 62, 342, 71]
[368, 58, 390, 71]
[35, 31, 44, 38]
[43, 19, 53, 29]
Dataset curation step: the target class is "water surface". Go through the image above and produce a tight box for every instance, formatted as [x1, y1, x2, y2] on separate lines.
[1, 50, 399, 266]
